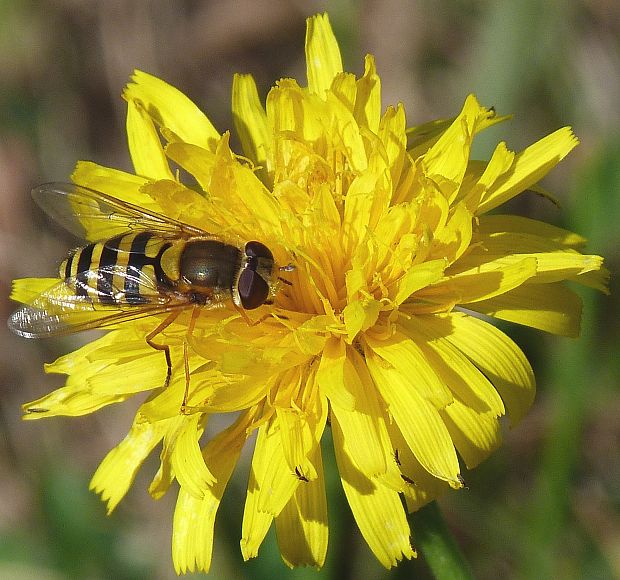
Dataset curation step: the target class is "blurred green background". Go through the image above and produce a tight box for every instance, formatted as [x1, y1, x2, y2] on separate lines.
[1, 1, 618, 578]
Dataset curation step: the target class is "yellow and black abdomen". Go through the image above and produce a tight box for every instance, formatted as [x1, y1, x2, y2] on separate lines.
[60, 232, 173, 305]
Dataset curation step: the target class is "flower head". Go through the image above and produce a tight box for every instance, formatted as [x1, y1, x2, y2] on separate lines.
[12, 13, 608, 573]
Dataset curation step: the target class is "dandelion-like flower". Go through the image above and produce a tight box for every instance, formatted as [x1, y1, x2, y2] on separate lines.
[11, 13, 608, 573]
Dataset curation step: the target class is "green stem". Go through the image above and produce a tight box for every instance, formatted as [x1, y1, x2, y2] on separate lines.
[410, 502, 474, 580]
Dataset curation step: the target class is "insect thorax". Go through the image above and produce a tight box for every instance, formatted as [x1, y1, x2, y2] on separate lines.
[176, 239, 242, 292]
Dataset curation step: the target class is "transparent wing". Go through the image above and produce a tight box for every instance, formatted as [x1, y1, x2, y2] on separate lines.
[7, 267, 197, 338]
[32, 182, 207, 241]
[8, 298, 192, 338]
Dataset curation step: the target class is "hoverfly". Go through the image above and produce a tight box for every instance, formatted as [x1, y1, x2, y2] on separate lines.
[9, 183, 293, 409]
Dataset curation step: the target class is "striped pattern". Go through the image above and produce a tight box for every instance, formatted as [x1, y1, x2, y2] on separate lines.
[59, 232, 172, 305]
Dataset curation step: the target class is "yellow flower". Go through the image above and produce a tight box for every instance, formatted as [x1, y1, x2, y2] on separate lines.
[11, 13, 608, 573]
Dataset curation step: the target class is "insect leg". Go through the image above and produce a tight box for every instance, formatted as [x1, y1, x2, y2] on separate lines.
[145, 310, 182, 389]
[232, 302, 269, 327]
[180, 306, 200, 415]
[180, 340, 191, 413]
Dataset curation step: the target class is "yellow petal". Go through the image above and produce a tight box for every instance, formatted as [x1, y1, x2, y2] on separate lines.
[366, 331, 452, 409]
[471, 227, 608, 292]
[124, 70, 219, 150]
[148, 457, 175, 501]
[147, 414, 214, 503]
[457, 251, 605, 286]
[400, 317, 505, 417]
[172, 410, 252, 574]
[166, 136, 283, 239]
[164, 141, 216, 191]
[365, 345, 461, 485]
[139, 179, 221, 232]
[90, 412, 171, 513]
[421, 94, 490, 202]
[275, 445, 328, 568]
[305, 13, 343, 96]
[393, 259, 447, 305]
[173, 489, 212, 574]
[197, 375, 261, 415]
[427, 202, 473, 264]
[67, 161, 163, 245]
[232, 73, 272, 181]
[11, 278, 57, 304]
[330, 71, 357, 112]
[22, 329, 150, 417]
[420, 312, 535, 426]
[138, 372, 192, 424]
[474, 230, 584, 256]
[354, 54, 381, 133]
[342, 298, 382, 343]
[192, 328, 306, 383]
[441, 401, 502, 469]
[85, 348, 167, 395]
[316, 337, 355, 410]
[407, 106, 509, 160]
[45, 327, 142, 370]
[126, 98, 174, 180]
[345, 242, 373, 301]
[387, 421, 451, 512]
[241, 416, 296, 561]
[256, 419, 301, 515]
[315, 178, 342, 231]
[267, 79, 323, 142]
[343, 168, 389, 253]
[378, 104, 407, 194]
[417, 256, 537, 304]
[275, 376, 327, 483]
[71, 162, 163, 238]
[277, 410, 319, 482]
[225, 152, 284, 237]
[570, 264, 610, 293]
[408, 118, 455, 161]
[373, 203, 415, 271]
[467, 281, 582, 338]
[241, 493, 273, 562]
[241, 418, 289, 560]
[332, 416, 415, 568]
[477, 214, 587, 248]
[415, 186, 450, 236]
[326, 91, 369, 173]
[328, 349, 392, 480]
[168, 414, 215, 499]
[477, 127, 579, 213]
[22, 384, 129, 418]
[459, 142, 515, 210]
[71, 160, 151, 201]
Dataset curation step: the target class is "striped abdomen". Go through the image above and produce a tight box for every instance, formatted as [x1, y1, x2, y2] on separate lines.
[60, 232, 172, 305]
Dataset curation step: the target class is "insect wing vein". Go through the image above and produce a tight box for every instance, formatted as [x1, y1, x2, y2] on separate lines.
[32, 182, 207, 241]
[8, 268, 183, 338]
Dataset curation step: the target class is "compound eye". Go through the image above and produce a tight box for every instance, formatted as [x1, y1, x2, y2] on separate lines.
[244, 241, 273, 262]
[237, 269, 269, 310]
